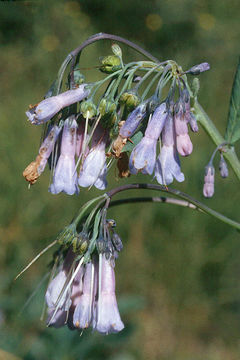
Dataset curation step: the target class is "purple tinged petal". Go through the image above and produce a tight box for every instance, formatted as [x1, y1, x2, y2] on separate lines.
[176, 133, 193, 156]
[144, 103, 168, 140]
[73, 262, 96, 329]
[46, 309, 67, 328]
[94, 163, 108, 190]
[49, 118, 79, 195]
[94, 254, 124, 334]
[49, 155, 79, 195]
[78, 126, 108, 188]
[155, 146, 185, 185]
[129, 136, 157, 175]
[119, 104, 146, 138]
[26, 84, 91, 125]
[203, 165, 215, 198]
[188, 62, 210, 75]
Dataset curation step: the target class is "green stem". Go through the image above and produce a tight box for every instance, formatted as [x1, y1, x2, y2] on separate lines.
[194, 100, 240, 181]
[105, 183, 240, 231]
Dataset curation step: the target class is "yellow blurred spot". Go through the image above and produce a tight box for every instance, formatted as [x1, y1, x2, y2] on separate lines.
[64, 1, 81, 17]
[0, 349, 21, 360]
[42, 35, 60, 52]
[198, 13, 216, 31]
[146, 14, 162, 31]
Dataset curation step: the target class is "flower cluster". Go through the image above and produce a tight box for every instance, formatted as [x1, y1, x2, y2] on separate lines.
[46, 217, 124, 334]
[23, 44, 210, 194]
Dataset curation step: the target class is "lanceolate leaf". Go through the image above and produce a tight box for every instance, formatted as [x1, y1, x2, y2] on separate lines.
[225, 58, 240, 144]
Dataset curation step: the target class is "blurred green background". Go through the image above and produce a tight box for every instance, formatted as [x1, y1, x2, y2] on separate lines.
[1, 1, 240, 359]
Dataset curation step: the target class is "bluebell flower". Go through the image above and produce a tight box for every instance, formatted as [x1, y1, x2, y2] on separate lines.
[78, 126, 108, 188]
[73, 261, 96, 329]
[155, 114, 184, 185]
[26, 84, 91, 125]
[129, 103, 167, 175]
[49, 117, 79, 195]
[93, 254, 124, 334]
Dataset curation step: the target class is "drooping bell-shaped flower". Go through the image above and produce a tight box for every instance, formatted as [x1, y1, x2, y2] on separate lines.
[45, 249, 75, 312]
[174, 99, 193, 156]
[73, 261, 97, 329]
[26, 84, 91, 125]
[78, 125, 108, 188]
[119, 103, 146, 138]
[155, 114, 185, 185]
[129, 103, 167, 175]
[219, 154, 229, 178]
[203, 164, 215, 198]
[49, 117, 79, 195]
[94, 254, 124, 334]
[23, 124, 61, 185]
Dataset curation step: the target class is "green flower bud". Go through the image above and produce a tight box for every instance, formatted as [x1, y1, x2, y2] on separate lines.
[99, 55, 122, 74]
[99, 98, 117, 129]
[120, 91, 140, 111]
[72, 231, 89, 254]
[80, 100, 97, 119]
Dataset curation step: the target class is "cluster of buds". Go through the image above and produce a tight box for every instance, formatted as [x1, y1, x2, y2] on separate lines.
[203, 147, 229, 198]
[45, 214, 124, 334]
[23, 43, 210, 194]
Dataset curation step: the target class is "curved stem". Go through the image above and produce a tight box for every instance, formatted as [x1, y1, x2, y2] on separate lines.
[194, 100, 240, 181]
[105, 183, 240, 231]
[109, 196, 201, 211]
[68, 33, 161, 86]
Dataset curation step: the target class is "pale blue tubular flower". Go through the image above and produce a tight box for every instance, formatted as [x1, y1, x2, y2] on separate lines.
[78, 125, 108, 189]
[93, 254, 124, 334]
[26, 84, 91, 125]
[119, 103, 146, 138]
[155, 114, 185, 185]
[129, 103, 168, 175]
[49, 117, 79, 195]
[45, 250, 75, 315]
[73, 261, 97, 329]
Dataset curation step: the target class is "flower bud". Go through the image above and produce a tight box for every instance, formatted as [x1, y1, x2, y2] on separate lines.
[80, 100, 97, 119]
[112, 232, 123, 252]
[120, 91, 140, 111]
[203, 165, 215, 198]
[187, 62, 210, 75]
[219, 155, 229, 178]
[119, 103, 146, 138]
[99, 55, 121, 74]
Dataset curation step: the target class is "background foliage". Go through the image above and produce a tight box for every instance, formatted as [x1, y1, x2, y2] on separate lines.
[1, 1, 240, 359]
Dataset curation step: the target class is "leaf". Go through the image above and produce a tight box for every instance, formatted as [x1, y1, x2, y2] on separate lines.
[225, 58, 240, 144]
[122, 131, 143, 152]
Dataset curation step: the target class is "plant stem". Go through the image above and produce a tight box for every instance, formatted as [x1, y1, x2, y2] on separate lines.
[104, 183, 240, 231]
[194, 100, 240, 180]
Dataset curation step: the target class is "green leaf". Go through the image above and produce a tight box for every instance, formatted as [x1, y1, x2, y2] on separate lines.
[122, 131, 143, 152]
[225, 58, 240, 144]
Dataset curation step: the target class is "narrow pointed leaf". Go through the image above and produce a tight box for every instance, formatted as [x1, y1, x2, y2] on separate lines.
[225, 58, 240, 143]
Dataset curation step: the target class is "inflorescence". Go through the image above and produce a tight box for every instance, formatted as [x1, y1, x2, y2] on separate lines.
[23, 41, 210, 195]
[23, 34, 231, 336]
